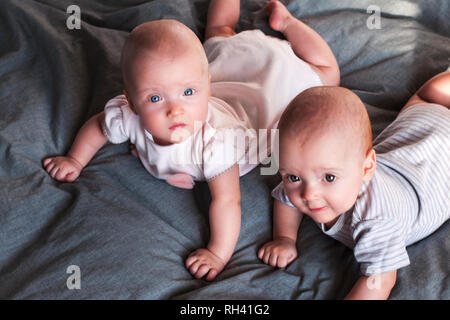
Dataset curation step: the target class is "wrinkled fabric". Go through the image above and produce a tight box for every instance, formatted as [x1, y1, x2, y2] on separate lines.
[0, 0, 449, 299]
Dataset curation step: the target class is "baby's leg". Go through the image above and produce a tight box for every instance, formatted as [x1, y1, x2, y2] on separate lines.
[205, 0, 240, 40]
[266, 1, 340, 86]
[401, 71, 450, 111]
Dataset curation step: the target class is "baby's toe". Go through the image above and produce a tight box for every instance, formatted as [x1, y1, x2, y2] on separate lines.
[266, 1, 291, 32]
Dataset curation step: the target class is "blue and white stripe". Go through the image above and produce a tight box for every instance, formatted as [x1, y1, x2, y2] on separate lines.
[272, 103, 450, 275]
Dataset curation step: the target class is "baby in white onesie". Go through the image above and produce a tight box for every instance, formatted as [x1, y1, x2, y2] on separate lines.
[43, 0, 339, 281]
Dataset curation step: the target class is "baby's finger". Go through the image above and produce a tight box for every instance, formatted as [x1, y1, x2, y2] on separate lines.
[269, 252, 278, 267]
[205, 268, 219, 281]
[44, 160, 55, 172]
[262, 250, 272, 265]
[185, 254, 198, 269]
[277, 256, 288, 268]
[62, 167, 78, 182]
[194, 264, 210, 279]
[188, 259, 203, 275]
[257, 246, 266, 260]
[55, 167, 69, 181]
[50, 166, 59, 179]
[65, 171, 78, 182]
[43, 158, 53, 166]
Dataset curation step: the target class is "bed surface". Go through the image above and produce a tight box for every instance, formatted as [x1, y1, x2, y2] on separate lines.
[0, 0, 449, 299]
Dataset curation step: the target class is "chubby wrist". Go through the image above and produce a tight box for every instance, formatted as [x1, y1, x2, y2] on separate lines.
[274, 235, 297, 243]
[206, 242, 230, 264]
[66, 153, 84, 170]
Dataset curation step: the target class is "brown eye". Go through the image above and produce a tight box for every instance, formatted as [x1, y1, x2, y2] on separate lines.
[324, 174, 336, 183]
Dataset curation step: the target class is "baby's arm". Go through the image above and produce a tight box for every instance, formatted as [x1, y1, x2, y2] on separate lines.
[266, 1, 340, 86]
[43, 112, 108, 182]
[185, 165, 241, 281]
[401, 70, 450, 111]
[258, 199, 302, 268]
[345, 270, 397, 300]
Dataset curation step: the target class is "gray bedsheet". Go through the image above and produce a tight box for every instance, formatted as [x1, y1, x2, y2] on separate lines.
[0, 0, 449, 299]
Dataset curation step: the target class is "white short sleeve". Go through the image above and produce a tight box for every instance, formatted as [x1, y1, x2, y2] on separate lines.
[102, 95, 131, 144]
[202, 126, 252, 181]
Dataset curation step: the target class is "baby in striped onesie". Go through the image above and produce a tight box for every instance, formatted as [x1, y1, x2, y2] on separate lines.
[258, 71, 450, 299]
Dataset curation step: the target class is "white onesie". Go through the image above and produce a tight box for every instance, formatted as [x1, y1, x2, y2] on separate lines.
[102, 30, 322, 183]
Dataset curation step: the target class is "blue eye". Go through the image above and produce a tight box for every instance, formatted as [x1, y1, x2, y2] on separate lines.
[184, 88, 195, 96]
[149, 95, 161, 103]
[288, 175, 300, 183]
[324, 174, 336, 183]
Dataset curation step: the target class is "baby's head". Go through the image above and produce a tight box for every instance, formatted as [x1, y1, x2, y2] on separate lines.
[278, 86, 376, 228]
[121, 20, 210, 146]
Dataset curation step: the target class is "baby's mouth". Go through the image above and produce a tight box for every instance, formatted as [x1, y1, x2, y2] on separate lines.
[169, 123, 186, 130]
[309, 206, 327, 213]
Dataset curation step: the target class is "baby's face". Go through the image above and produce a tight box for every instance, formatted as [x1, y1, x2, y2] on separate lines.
[126, 50, 210, 146]
[279, 132, 372, 229]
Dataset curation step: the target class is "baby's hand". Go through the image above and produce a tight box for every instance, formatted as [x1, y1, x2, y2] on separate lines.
[43, 156, 83, 182]
[258, 237, 298, 268]
[185, 248, 226, 281]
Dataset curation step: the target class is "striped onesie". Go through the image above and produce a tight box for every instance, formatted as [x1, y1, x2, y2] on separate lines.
[272, 103, 450, 276]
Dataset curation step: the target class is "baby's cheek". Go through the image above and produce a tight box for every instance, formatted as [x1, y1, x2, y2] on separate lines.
[142, 115, 163, 133]
[330, 191, 356, 213]
[290, 197, 306, 212]
[194, 100, 209, 121]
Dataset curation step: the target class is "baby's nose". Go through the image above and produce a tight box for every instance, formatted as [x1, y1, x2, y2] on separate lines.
[167, 103, 184, 117]
[301, 183, 320, 201]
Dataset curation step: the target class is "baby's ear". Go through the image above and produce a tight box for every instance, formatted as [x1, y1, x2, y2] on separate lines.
[123, 90, 137, 114]
[362, 149, 376, 182]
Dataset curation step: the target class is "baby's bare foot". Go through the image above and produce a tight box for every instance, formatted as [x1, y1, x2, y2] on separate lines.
[166, 173, 195, 189]
[185, 248, 226, 281]
[266, 0, 293, 32]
